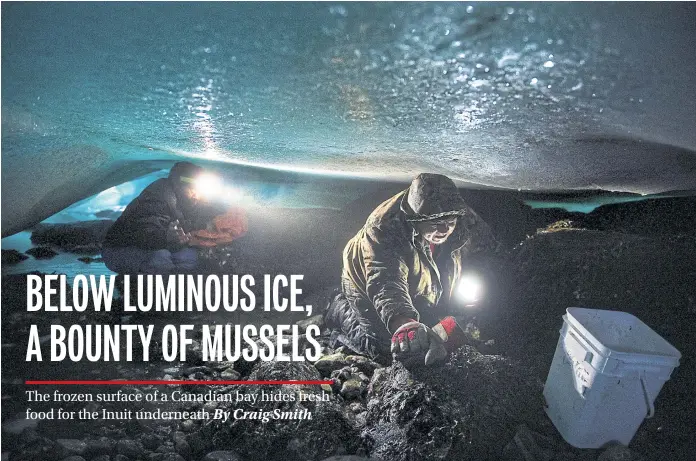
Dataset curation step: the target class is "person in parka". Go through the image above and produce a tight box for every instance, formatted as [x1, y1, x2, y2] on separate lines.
[102, 161, 216, 275]
[326, 173, 496, 365]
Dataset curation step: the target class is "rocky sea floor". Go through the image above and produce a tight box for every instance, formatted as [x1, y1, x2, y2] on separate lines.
[2, 200, 695, 461]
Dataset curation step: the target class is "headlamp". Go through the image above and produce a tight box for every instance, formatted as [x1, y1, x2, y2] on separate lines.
[193, 173, 223, 200]
[181, 174, 248, 204]
[456, 273, 483, 306]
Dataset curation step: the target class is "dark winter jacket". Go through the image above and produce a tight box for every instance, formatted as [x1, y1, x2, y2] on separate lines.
[341, 174, 496, 333]
[103, 162, 210, 251]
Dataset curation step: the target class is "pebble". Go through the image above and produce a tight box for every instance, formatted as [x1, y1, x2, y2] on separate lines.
[173, 435, 191, 459]
[340, 377, 366, 399]
[161, 454, 186, 461]
[296, 314, 325, 331]
[78, 256, 103, 263]
[220, 368, 241, 380]
[87, 437, 116, 455]
[140, 433, 162, 450]
[185, 432, 208, 454]
[155, 444, 176, 453]
[184, 366, 210, 375]
[116, 439, 145, 458]
[319, 457, 373, 461]
[180, 419, 197, 433]
[203, 451, 242, 461]
[345, 356, 381, 375]
[314, 352, 348, 374]
[203, 400, 219, 412]
[25, 246, 58, 259]
[348, 402, 366, 413]
[57, 439, 88, 456]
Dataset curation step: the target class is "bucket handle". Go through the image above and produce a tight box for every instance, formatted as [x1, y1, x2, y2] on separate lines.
[640, 372, 655, 419]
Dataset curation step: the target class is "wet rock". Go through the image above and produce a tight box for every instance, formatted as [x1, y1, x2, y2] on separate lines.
[78, 256, 103, 264]
[155, 442, 175, 454]
[8, 437, 61, 461]
[220, 368, 241, 380]
[25, 246, 58, 259]
[184, 365, 210, 376]
[86, 437, 116, 456]
[1, 249, 29, 264]
[362, 347, 545, 461]
[57, 439, 88, 456]
[296, 315, 325, 331]
[30, 220, 114, 253]
[345, 356, 381, 376]
[160, 454, 186, 461]
[314, 352, 348, 375]
[91, 456, 111, 461]
[173, 433, 191, 459]
[180, 419, 197, 433]
[185, 432, 209, 457]
[140, 433, 162, 451]
[202, 451, 242, 461]
[330, 365, 369, 399]
[116, 439, 145, 458]
[342, 402, 368, 430]
[598, 446, 645, 461]
[207, 361, 362, 461]
[61, 456, 87, 461]
[187, 340, 205, 365]
[113, 455, 129, 461]
[320, 457, 373, 461]
[2, 414, 38, 434]
[211, 360, 235, 371]
[340, 377, 366, 400]
[203, 400, 219, 412]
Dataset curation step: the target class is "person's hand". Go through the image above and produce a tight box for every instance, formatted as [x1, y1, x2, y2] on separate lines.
[390, 320, 448, 366]
[177, 229, 192, 244]
[166, 221, 191, 245]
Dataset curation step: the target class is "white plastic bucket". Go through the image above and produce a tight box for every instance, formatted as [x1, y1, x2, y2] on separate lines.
[543, 307, 681, 448]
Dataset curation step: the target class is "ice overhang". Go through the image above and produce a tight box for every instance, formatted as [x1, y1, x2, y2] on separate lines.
[2, 2, 695, 235]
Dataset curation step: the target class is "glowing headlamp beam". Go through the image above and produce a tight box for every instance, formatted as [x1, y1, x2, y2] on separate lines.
[456, 273, 483, 305]
[181, 174, 251, 205]
[193, 173, 223, 199]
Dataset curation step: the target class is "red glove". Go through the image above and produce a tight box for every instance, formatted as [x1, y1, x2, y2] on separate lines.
[391, 320, 447, 366]
[431, 316, 466, 352]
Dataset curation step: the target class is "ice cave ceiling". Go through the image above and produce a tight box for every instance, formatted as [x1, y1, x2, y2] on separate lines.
[1, 2, 695, 235]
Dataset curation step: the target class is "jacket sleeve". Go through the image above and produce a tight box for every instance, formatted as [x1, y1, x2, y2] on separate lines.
[128, 196, 178, 250]
[362, 227, 420, 332]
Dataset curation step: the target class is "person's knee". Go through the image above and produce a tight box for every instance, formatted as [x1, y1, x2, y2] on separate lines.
[171, 248, 198, 271]
[101, 248, 120, 273]
[141, 249, 175, 274]
[102, 247, 145, 274]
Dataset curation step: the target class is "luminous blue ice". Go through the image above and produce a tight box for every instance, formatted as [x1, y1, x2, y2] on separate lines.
[2, 2, 695, 235]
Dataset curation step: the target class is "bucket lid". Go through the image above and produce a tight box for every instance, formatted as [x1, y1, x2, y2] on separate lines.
[565, 308, 681, 366]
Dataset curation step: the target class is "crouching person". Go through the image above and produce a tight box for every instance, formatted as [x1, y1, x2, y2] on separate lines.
[326, 173, 496, 365]
[102, 161, 217, 275]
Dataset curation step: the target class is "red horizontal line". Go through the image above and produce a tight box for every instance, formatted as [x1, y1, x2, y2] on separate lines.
[25, 380, 333, 386]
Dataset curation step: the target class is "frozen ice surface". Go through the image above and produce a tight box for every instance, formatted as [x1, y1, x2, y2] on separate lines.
[2, 2, 696, 235]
